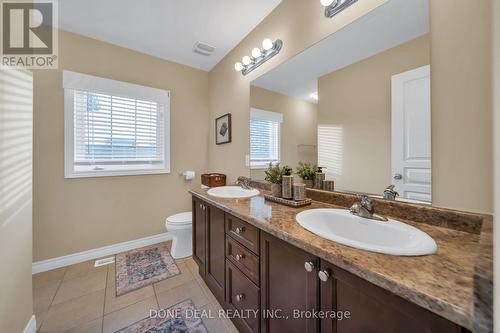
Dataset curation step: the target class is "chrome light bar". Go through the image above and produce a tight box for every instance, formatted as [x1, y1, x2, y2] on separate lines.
[234, 39, 283, 76]
[323, 0, 358, 18]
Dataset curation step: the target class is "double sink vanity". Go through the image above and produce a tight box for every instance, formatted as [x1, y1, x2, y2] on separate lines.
[190, 182, 492, 333]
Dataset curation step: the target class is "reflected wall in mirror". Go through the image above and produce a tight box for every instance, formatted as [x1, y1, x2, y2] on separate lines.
[249, 0, 431, 203]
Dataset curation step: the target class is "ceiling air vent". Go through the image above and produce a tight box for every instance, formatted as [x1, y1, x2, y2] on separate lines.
[193, 41, 216, 56]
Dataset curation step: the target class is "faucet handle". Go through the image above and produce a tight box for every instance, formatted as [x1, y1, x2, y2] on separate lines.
[357, 194, 373, 212]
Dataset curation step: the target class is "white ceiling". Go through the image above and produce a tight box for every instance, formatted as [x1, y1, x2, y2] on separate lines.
[252, 0, 429, 103]
[59, 0, 281, 71]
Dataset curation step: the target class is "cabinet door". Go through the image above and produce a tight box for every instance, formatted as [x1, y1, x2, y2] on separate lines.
[319, 261, 467, 333]
[261, 232, 319, 333]
[205, 204, 225, 304]
[192, 197, 206, 276]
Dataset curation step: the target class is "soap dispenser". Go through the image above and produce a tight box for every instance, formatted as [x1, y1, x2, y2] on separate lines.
[314, 166, 326, 189]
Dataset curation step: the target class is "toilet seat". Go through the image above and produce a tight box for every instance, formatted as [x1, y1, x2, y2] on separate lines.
[166, 212, 191, 226]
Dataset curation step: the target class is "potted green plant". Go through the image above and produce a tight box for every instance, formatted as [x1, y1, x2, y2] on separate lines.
[295, 162, 316, 188]
[265, 163, 286, 197]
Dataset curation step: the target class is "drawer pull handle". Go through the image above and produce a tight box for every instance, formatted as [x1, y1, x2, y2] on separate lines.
[318, 270, 330, 282]
[304, 261, 315, 272]
[235, 254, 244, 261]
[235, 293, 245, 302]
[235, 227, 245, 234]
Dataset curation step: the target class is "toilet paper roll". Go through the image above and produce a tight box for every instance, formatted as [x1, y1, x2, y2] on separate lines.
[183, 171, 196, 180]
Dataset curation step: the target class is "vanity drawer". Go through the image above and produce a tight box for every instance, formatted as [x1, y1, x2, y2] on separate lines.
[226, 260, 260, 333]
[225, 214, 259, 254]
[226, 236, 260, 285]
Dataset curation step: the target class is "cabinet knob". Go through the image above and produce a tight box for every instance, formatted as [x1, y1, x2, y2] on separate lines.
[304, 261, 315, 272]
[235, 227, 245, 234]
[235, 293, 245, 302]
[199, 203, 203, 209]
[235, 254, 244, 261]
[318, 270, 330, 282]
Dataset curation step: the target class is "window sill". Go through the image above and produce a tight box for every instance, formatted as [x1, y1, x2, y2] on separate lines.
[250, 161, 280, 170]
[65, 164, 170, 179]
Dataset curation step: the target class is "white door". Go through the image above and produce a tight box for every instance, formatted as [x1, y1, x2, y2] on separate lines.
[391, 65, 431, 202]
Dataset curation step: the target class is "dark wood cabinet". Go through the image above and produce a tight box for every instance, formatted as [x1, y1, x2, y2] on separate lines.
[191, 195, 469, 333]
[205, 204, 226, 304]
[192, 196, 206, 276]
[319, 260, 468, 333]
[260, 232, 319, 333]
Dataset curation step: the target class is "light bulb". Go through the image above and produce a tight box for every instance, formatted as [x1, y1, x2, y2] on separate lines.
[251, 47, 262, 58]
[320, 0, 335, 6]
[262, 38, 273, 51]
[234, 62, 243, 71]
[242, 56, 252, 66]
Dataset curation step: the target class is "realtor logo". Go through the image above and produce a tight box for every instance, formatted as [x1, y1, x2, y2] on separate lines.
[1, 0, 58, 68]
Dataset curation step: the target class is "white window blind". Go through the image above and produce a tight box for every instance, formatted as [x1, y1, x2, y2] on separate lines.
[250, 109, 282, 168]
[64, 71, 170, 178]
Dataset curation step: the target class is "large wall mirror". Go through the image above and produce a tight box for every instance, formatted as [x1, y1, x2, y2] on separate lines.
[248, 0, 431, 203]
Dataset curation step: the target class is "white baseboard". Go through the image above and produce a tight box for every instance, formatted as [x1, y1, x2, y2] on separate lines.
[32, 233, 173, 274]
[23, 315, 36, 333]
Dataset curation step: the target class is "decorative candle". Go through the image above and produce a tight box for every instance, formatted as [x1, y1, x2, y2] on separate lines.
[314, 172, 325, 189]
[293, 184, 306, 201]
[322, 180, 335, 192]
[282, 175, 294, 199]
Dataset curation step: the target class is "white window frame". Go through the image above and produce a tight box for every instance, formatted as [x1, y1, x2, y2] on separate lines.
[63, 71, 170, 178]
[249, 108, 283, 169]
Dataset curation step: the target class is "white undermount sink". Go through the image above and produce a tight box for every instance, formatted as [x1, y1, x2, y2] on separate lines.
[207, 186, 260, 199]
[295, 209, 437, 256]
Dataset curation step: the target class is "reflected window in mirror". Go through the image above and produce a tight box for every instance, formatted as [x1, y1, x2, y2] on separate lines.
[249, 108, 283, 169]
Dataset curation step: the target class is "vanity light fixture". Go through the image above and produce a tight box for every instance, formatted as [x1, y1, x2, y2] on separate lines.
[321, 0, 358, 18]
[234, 38, 283, 76]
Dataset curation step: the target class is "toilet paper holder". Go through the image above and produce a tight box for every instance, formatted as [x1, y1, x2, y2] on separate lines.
[179, 171, 196, 180]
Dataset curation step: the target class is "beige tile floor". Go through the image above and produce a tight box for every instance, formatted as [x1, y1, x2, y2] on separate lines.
[33, 242, 238, 333]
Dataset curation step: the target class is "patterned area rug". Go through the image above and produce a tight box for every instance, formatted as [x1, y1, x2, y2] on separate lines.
[116, 243, 180, 296]
[116, 299, 208, 333]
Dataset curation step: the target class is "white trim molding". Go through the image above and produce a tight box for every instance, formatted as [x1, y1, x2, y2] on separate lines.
[32, 233, 173, 274]
[23, 315, 36, 333]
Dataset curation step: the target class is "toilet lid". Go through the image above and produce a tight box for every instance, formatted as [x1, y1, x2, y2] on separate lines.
[167, 212, 192, 225]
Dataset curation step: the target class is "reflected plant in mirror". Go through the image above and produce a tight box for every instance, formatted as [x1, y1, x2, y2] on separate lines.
[295, 162, 317, 188]
[249, 0, 431, 204]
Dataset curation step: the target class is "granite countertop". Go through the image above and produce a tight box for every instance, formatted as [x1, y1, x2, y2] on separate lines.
[190, 188, 481, 330]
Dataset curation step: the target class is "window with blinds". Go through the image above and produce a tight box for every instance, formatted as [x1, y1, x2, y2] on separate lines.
[249, 109, 282, 169]
[63, 71, 170, 178]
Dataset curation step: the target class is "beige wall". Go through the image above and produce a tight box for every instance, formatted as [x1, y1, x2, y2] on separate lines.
[430, 0, 493, 213]
[0, 70, 33, 332]
[33, 30, 209, 261]
[207, 0, 388, 182]
[317, 35, 430, 194]
[250, 86, 317, 180]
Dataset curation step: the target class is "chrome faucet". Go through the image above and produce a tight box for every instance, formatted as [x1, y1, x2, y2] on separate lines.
[383, 185, 399, 201]
[349, 194, 388, 222]
[236, 178, 252, 190]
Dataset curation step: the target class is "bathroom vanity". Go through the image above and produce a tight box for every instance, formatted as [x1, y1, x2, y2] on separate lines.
[190, 188, 489, 333]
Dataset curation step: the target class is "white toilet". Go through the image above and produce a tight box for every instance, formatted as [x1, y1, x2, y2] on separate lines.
[165, 211, 192, 259]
